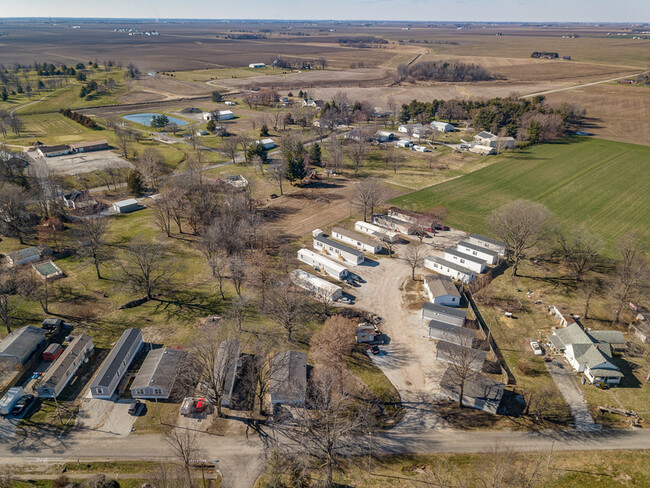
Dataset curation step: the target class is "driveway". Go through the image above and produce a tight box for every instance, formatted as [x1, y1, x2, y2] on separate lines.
[75, 393, 138, 437]
[545, 360, 600, 431]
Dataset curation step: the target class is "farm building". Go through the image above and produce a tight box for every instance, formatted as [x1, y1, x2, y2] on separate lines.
[331, 227, 383, 254]
[424, 256, 476, 284]
[372, 214, 414, 235]
[422, 302, 466, 326]
[270, 350, 307, 406]
[63, 189, 96, 210]
[249, 63, 266, 68]
[436, 340, 486, 371]
[42, 343, 63, 362]
[430, 121, 454, 132]
[0, 326, 46, 365]
[355, 221, 400, 243]
[112, 198, 140, 213]
[5, 246, 52, 267]
[257, 138, 275, 149]
[439, 369, 505, 414]
[290, 269, 343, 302]
[131, 347, 185, 400]
[36, 334, 94, 399]
[69, 140, 109, 153]
[473, 131, 515, 149]
[423, 275, 461, 307]
[313, 233, 365, 265]
[468, 234, 507, 255]
[33, 261, 64, 281]
[38, 145, 71, 158]
[428, 320, 474, 345]
[444, 249, 487, 274]
[203, 111, 234, 121]
[90, 328, 143, 399]
[457, 241, 499, 265]
[297, 248, 349, 280]
[214, 339, 242, 408]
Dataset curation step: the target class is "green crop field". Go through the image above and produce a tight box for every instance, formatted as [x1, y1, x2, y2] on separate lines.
[391, 137, 650, 247]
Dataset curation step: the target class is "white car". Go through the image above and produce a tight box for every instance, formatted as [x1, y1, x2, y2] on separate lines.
[530, 341, 543, 356]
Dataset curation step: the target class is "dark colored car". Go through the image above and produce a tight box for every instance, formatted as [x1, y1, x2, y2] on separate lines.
[128, 400, 143, 415]
[435, 225, 450, 231]
[370, 345, 380, 355]
[11, 394, 34, 416]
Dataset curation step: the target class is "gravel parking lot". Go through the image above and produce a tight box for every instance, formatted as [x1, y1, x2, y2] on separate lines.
[41, 150, 132, 175]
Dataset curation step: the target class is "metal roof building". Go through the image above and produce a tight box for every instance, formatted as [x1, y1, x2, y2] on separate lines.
[424, 274, 461, 307]
[131, 347, 185, 400]
[90, 328, 143, 399]
[0, 326, 46, 364]
[270, 350, 307, 406]
[36, 334, 94, 398]
[422, 302, 466, 326]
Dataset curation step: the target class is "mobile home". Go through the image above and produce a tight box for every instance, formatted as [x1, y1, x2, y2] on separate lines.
[424, 256, 476, 284]
[456, 241, 499, 265]
[313, 233, 365, 265]
[331, 227, 382, 254]
[468, 233, 507, 255]
[444, 248, 487, 274]
[354, 221, 400, 243]
[297, 248, 349, 280]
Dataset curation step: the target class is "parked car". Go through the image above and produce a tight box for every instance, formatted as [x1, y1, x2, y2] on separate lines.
[530, 341, 543, 356]
[338, 297, 352, 304]
[128, 400, 143, 415]
[544, 356, 553, 363]
[11, 395, 34, 416]
[435, 224, 450, 231]
[370, 345, 380, 355]
[31, 372, 43, 380]
[194, 398, 207, 413]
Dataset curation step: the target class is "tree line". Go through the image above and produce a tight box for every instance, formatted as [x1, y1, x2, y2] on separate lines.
[396, 60, 494, 83]
[59, 109, 99, 129]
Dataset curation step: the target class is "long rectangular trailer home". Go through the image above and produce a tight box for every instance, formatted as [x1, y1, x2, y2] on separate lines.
[457, 241, 499, 265]
[424, 256, 476, 284]
[290, 269, 343, 301]
[297, 249, 349, 280]
[372, 214, 414, 235]
[331, 227, 383, 254]
[421, 302, 467, 326]
[313, 233, 365, 265]
[354, 221, 400, 243]
[444, 248, 487, 274]
[468, 233, 507, 255]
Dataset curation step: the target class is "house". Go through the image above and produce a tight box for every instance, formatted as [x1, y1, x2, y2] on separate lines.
[249, 63, 266, 68]
[223, 175, 249, 188]
[89, 328, 143, 399]
[69, 140, 109, 153]
[354, 221, 400, 243]
[444, 249, 487, 274]
[112, 198, 140, 213]
[398, 123, 425, 134]
[473, 131, 515, 149]
[33, 261, 64, 281]
[63, 190, 96, 210]
[372, 214, 414, 235]
[424, 256, 476, 284]
[423, 275, 461, 307]
[130, 347, 185, 400]
[256, 138, 275, 150]
[290, 269, 343, 302]
[302, 99, 324, 109]
[313, 232, 365, 265]
[550, 305, 578, 327]
[430, 121, 454, 132]
[42, 343, 63, 362]
[36, 334, 93, 399]
[436, 340, 486, 371]
[374, 130, 395, 142]
[213, 339, 242, 408]
[331, 227, 383, 254]
[37, 145, 71, 158]
[548, 323, 626, 385]
[456, 241, 499, 266]
[439, 369, 505, 414]
[395, 139, 414, 148]
[428, 319, 474, 345]
[468, 144, 496, 156]
[421, 302, 466, 326]
[5, 246, 52, 267]
[356, 323, 380, 343]
[468, 233, 507, 255]
[297, 248, 349, 280]
[270, 351, 307, 405]
[0, 326, 47, 365]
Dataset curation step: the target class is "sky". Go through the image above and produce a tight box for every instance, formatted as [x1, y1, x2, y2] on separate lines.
[1, 0, 649, 23]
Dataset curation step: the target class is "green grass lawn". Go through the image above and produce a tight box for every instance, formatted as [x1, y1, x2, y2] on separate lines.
[390, 138, 650, 250]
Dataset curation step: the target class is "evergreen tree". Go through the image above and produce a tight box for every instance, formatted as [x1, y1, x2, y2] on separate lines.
[211, 90, 223, 102]
[127, 170, 145, 196]
[309, 143, 322, 167]
[1, 86, 7, 102]
[246, 142, 268, 163]
[259, 125, 269, 137]
[206, 119, 216, 133]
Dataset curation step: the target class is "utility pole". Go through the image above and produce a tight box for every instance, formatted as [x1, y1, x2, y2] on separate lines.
[367, 430, 373, 481]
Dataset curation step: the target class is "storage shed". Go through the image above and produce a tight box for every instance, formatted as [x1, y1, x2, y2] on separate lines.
[297, 248, 349, 280]
[43, 343, 63, 362]
[257, 138, 275, 150]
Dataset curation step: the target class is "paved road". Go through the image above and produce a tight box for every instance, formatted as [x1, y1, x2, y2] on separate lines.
[546, 359, 600, 431]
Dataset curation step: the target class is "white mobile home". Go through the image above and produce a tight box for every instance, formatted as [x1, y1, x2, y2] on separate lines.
[112, 199, 140, 214]
[249, 63, 266, 68]
[36, 334, 94, 399]
[297, 248, 349, 280]
[331, 227, 383, 254]
[444, 249, 487, 274]
[456, 241, 499, 265]
[355, 221, 400, 243]
[256, 138, 275, 150]
[89, 328, 143, 399]
[372, 214, 414, 235]
[290, 269, 343, 301]
[130, 347, 185, 400]
[421, 302, 466, 326]
[423, 274, 461, 307]
[395, 139, 414, 148]
[424, 256, 476, 284]
[468, 233, 507, 255]
[428, 320, 474, 345]
[313, 233, 365, 265]
[430, 121, 454, 132]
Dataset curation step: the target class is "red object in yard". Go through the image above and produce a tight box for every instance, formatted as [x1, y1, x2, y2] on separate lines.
[194, 398, 207, 413]
[43, 343, 63, 361]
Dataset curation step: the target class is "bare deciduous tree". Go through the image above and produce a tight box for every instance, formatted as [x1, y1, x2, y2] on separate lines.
[347, 135, 369, 176]
[327, 137, 345, 174]
[199, 227, 227, 299]
[218, 136, 240, 164]
[403, 244, 427, 281]
[487, 199, 553, 276]
[385, 152, 404, 174]
[163, 428, 205, 488]
[609, 231, 649, 324]
[120, 239, 175, 300]
[268, 160, 285, 196]
[137, 148, 167, 191]
[0, 267, 18, 333]
[114, 127, 134, 159]
[265, 281, 308, 342]
[75, 214, 108, 279]
[351, 177, 385, 222]
[0, 183, 32, 244]
[442, 335, 484, 409]
[555, 225, 603, 280]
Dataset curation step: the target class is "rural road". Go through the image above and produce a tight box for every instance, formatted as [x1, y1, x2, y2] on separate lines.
[521, 69, 650, 98]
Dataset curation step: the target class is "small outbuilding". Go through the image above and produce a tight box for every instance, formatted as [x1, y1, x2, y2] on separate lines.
[257, 138, 275, 150]
[423, 275, 461, 307]
[131, 347, 185, 400]
[33, 261, 64, 281]
[112, 198, 140, 214]
[6, 246, 51, 267]
[43, 343, 63, 362]
[249, 63, 266, 68]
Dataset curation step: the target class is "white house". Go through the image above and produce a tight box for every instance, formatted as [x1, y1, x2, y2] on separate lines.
[473, 131, 515, 149]
[130, 347, 185, 400]
[297, 248, 349, 280]
[423, 274, 461, 307]
[445, 249, 487, 274]
[89, 328, 143, 399]
[313, 232, 365, 265]
[355, 221, 400, 243]
[302, 99, 324, 109]
[36, 334, 94, 399]
[331, 227, 382, 254]
[290, 269, 343, 302]
[424, 256, 476, 284]
[249, 63, 266, 68]
[456, 241, 499, 265]
[112, 199, 140, 213]
[421, 302, 466, 326]
[256, 138, 275, 150]
[430, 121, 454, 132]
[468, 233, 507, 255]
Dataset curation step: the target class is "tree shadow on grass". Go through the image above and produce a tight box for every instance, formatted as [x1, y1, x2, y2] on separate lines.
[152, 289, 224, 322]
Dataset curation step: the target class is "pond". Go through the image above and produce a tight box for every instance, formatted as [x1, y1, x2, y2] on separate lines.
[122, 113, 189, 127]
